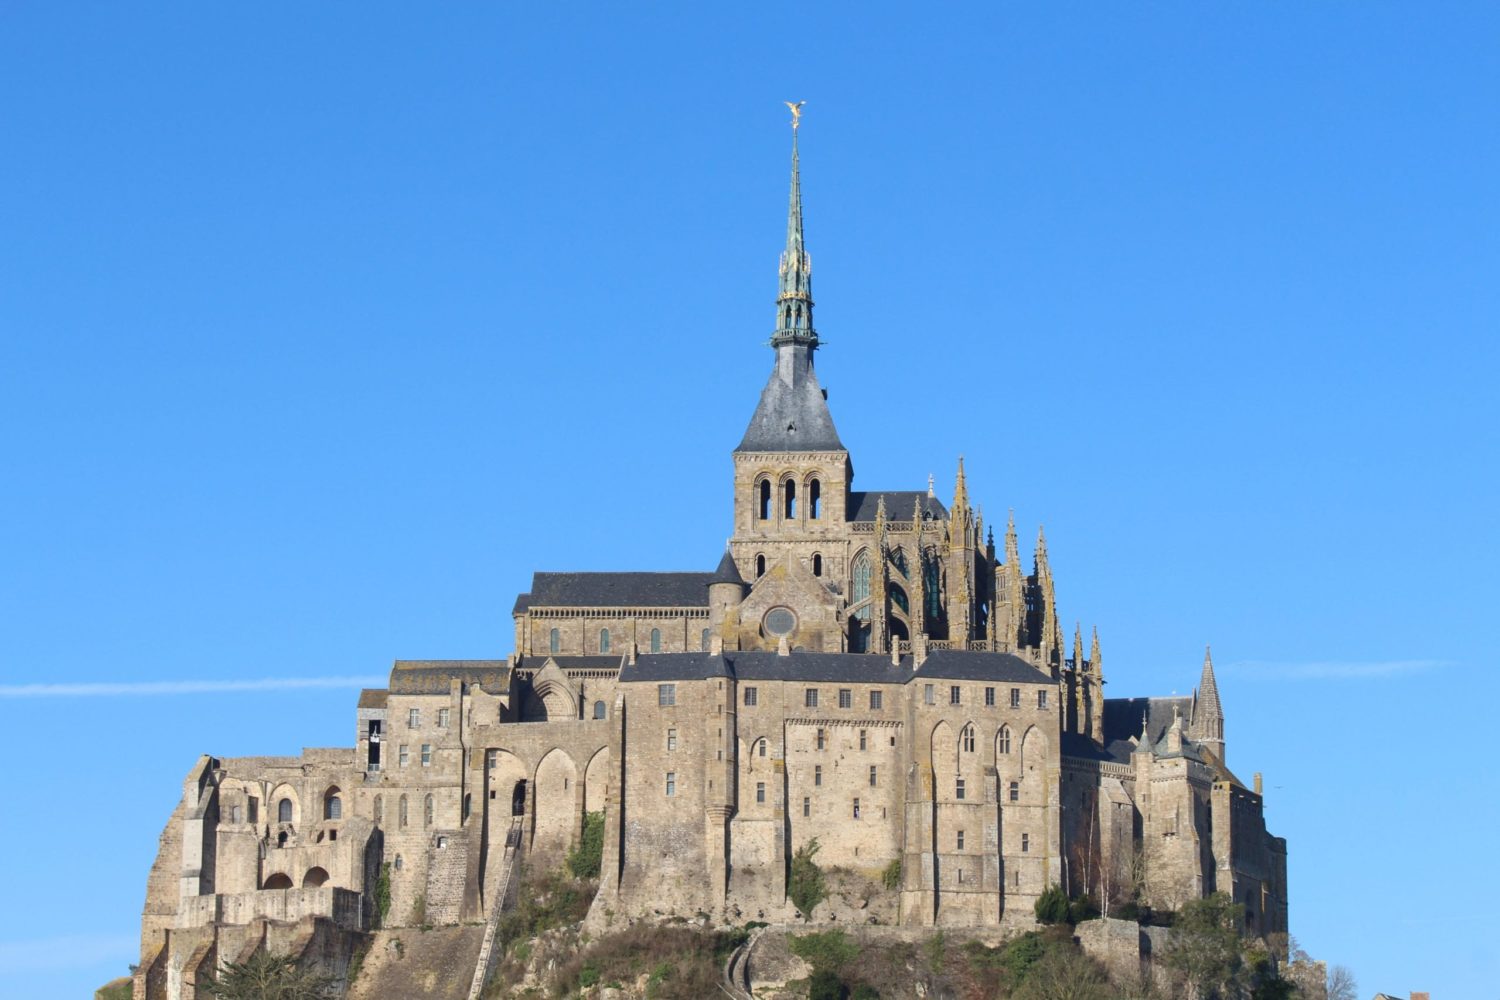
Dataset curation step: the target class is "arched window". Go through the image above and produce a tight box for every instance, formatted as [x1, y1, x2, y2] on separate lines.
[758, 739, 767, 757]
[374, 796, 383, 826]
[755, 554, 766, 577]
[783, 479, 797, 519]
[264, 872, 293, 889]
[701, 628, 710, 650]
[424, 794, 435, 828]
[998, 726, 1012, 755]
[398, 795, 408, 829]
[323, 789, 342, 821]
[278, 798, 293, 823]
[599, 628, 611, 653]
[812, 553, 823, 577]
[923, 552, 942, 620]
[650, 628, 661, 653]
[852, 551, 872, 606]
[593, 700, 606, 719]
[809, 478, 821, 519]
[302, 866, 329, 888]
[962, 726, 976, 753]
[758, 479, 771, 520]
[549, 628, 560, 654]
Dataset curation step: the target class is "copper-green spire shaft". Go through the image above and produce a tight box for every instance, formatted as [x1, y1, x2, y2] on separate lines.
[774, 102, 817, 350]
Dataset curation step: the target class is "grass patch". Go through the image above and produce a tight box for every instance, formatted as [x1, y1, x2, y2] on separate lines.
[551, 924, 750, 999]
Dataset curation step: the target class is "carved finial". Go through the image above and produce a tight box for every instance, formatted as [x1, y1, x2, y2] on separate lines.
[784, 100, 806, 129]
[927, 473, 935, 498]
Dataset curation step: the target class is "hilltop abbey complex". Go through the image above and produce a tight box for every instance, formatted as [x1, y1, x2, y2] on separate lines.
[133, 115, 1287, 999]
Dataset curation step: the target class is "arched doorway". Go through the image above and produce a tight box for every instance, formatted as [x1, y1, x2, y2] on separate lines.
[512, 779, 528, 817]
[263, 872, 293, 890]
[302, 867, 330, 888]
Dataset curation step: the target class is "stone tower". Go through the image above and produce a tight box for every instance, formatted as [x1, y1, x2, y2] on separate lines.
[731, 112, 852, 587]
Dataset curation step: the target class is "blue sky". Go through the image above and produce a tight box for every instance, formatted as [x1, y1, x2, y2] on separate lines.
[2, 4, 1496, 997]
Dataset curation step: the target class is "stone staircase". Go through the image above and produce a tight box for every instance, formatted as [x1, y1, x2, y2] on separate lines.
[466, 818, 525, 1000]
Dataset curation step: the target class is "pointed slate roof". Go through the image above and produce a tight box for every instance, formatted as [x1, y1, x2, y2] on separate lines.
[710, 548, 746, 586]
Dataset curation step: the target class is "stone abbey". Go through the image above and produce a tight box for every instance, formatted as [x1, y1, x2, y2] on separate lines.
[133, 118, 1287, 999]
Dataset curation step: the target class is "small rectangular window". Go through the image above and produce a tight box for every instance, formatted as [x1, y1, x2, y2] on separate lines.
[957, 868, 965, 884]
[838, 688, 852, 709]
[744, 687, 758, 707]
[658, 684, 676, 707]
[1009, 781, 1019, 802]
[803, 796, 810, 817]
[985, 686, 995, 707]
[247, 797, 258, 823]
[1038, 689, 1048, 709]
[805, 688, 819, 708]
[950, 685, 962, 705]
[816, 728, 826, 751]
[957, 830, 965, 850]
[437, 708, 450, 728]
[815, 765, 823, 786]
[408, 708, 420, 728]
[756, 782, 766, 803]
[924, 684, 935, 705]
[956, 778, 966, 800]
[1010, 688, 1021, 708]
[1022, 833, 1030, 853]
[667, 728, 678, 752]
[398, 745, 409, 768]
[869, 690, 883, 710]
[666, 772, 676, 797]
[869, 765, 878, 787]
[421, 744, 432, 767]
[859, 729, 867, 751]
[852, 798, 861, 819]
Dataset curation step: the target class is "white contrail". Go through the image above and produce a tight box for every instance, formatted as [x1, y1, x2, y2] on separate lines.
[0, 676, 385, 698]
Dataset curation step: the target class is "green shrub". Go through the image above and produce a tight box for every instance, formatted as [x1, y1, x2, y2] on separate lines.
[789, 839, 827, 919]
[567, 811, 605, 880]
[880, 858, 902, 890]
[808, 968, 846, 1000]
[1115, 900, 1140, 922]
[374, 863, 392, 927]
[790, 930, 858, 973]
[1034, 884, 1070, 924]
[1002, 931, 1047, 982]
[850, 985, 880, 1000]
[578, 962, 600, 988]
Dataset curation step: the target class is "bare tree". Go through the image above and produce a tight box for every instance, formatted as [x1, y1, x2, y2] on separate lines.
[1326, 965, 1357, 1000]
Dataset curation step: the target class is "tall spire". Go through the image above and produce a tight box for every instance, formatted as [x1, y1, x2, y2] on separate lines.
[774, 101, 816, 352]
[1191, 645, 1226, 761]
[737, 103, 841, 454]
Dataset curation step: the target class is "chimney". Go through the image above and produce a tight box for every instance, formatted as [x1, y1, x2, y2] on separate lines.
[913, 633, 928, 668]
[777, 636, 790, 657]
[710, 634, 724, 655]
[1254, 772, 1263, 795]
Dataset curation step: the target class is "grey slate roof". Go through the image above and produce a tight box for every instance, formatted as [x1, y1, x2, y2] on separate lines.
[620, 648, 1053, 685]
[710, 549, 746, 586]
[357, 689, 388, 709]
[736, 358, 844, 452]
[1102, 696, 1193, 748]
[389, 660, 511, 695]
[525, 572, 713, 608]
[847, 491, 949, 522]
[512, 593, 531, 615]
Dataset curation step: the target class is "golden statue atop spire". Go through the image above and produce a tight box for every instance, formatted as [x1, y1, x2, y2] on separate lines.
[784, 100, 806, 129]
